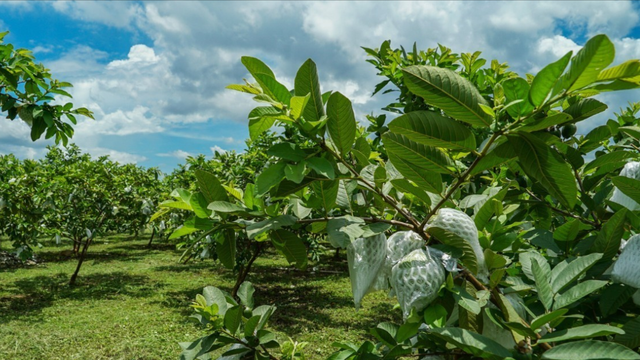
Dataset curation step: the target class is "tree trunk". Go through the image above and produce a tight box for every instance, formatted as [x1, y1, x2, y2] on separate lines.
[334, 248, 341, 260]
[69, 237, 92, 286]
[147, 228, 156, 248]
[231, 245, 262, 297]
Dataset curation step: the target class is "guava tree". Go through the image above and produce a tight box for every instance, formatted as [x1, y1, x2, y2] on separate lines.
[179, 34, 640, 360]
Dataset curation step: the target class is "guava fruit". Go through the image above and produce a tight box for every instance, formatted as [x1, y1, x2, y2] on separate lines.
[561, 124, 577, 138]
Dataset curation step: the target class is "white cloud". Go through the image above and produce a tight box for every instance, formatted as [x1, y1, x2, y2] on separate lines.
[90, 147, 147, 163]
[157, 149, 192, 159]
[211, 145, 227, 154]
[50, 1, 143, 29]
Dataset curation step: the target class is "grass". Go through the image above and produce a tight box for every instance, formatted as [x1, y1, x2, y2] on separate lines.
[0, 234, 400, 359]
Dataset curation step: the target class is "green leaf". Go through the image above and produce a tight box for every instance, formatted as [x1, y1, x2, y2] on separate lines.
[591, 209, 627, 261]
[532, 259, 554, 311]
[217, 229, 236, 269]
[390, 179, 432, 206]
[237, 282, 255, 309]
[267, 142, 307, 162]
[188, 192, 211, 218]
[550, 253, 603, 293]
[539, 324, 624, 343]
[599, 284, 636, 317]
[208, 201, 248, 214]
[326, 91, 356, 156]
[553, 280, 608, 310]
[388, 110, 476, 151]
[616, 316, 640, 350]
[306, 157, 335, 179]
[179, 334, 218, 360]
[530, 51, 573, 106]
[541, 340, 640, 360]
[290, 94, 310, 120]
[326, 216, 365, 248]
[241, 56, 275, 79]
[584, 151, 638, 173]
[427, 227, 478, 274]
[248, 109, 277, 140]
[256, 162, 286, 196]
[424, 304, 447, 328]
[611, 176, 640, 204]
[270, 229, 308, 269]
[518, 113, 573, 132]
[311, 180, 339, 213]
[619, 125, 640, 140]
[402, 65, 492, 127]
[562, 34, 615, 91]
[224, 305, 243, 335]
[563, 98, 608, 123]
[454, 287, 481, 315]
[255, 73, 291, 105]
[195, 170, 229, 203]
[294, 59, 324, 123]
[202, 286, 229, 315]
[284, 163, 306, 184]
[383, 133, 454, 174]
[429, 327, 512, 359]
[508, 132, 577, 208]
[597, 60, 640, 82]
[386, 151, 443, 193]
[246, 215, 297, 239]
[469, 141, 516, 177]
[502, 77, 534, 118]
[530, 309, 568, 330]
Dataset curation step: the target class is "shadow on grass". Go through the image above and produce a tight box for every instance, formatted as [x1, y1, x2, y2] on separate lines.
[110, 242, 177, 252]
[35, 249, 146, 265]
[0, 271, 162, 321]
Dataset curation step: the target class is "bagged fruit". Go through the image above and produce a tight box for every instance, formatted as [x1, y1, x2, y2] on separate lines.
[610, 161, 640, 211]
[347, 233, 387, 309]
[391, 248, 445, 319]
[612, 234, 640, 288]
[427, 208, 488, 280]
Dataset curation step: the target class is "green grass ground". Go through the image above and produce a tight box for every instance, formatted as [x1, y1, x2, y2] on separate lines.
[0, 234, 400, 359]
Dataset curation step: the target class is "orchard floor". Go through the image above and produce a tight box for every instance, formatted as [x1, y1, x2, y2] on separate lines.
[0, 234, 400, 360]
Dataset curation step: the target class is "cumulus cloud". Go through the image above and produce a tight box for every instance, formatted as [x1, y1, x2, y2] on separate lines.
[211, 145, 227, 154]
[157, 149, 192, 159]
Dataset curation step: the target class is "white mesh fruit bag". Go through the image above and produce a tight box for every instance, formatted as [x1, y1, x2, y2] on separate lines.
[347, 233, 387, 309]
[426, 208, 488, 280]
[378, 231, 425, 293]
[612, 234, 640, 288]
[610, 161, 640, 211]
[391, 248, 445, 319]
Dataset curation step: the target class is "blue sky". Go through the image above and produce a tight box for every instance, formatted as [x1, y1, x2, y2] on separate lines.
[2, 1, 640, 172]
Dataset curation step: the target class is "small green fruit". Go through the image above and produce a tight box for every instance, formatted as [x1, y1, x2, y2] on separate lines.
[561, 124, 577, 138]
[243, 309, 252, 318]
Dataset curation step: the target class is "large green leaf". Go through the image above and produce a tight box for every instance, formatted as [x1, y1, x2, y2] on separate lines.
[584, 151, 638, 173]
[402, 65, 492, 127]
[530, 309, 568, 330]
[256, 162, 286, 196]
[311, 180, 339, 213]
[241, 56, 275, 79]
[429, 328, 512, 359]
[390, 179, 432, 205]
[518, 113, 573, 132]
[255, 73, 291, 105]
[508, 133, 577, 208]
[248, 106, 280, 140]
[612, 176, 640, 204]
[326, 91, 356, 156]
[616, 316, 640, 350]
[217, 229, 236, 269]
[294, 59, 324, 123]
[388, 110, 476, 151]
[469, 141, 516, 177]
[383, 133, 454, 174]
[562, 34, 615, 92]
[387, 151, 443, 193]
[550, 253, 603, 293]
[532, 260, 554, 311]
[591, 209, 627, 261]
[553, 280, 608, 310]
[245, 215, 297, 239]
[563, 98, 608, 123]
[541, 340, 640, 360]
[597, 59, 640, 82]
[195, 170, 228, 203]
[502, 77, 534, 118]
[530, 51, 573, 106]
[539, 324, 624, 343]
[599, 284, 636, 317]
[270, 229, 308, 269]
